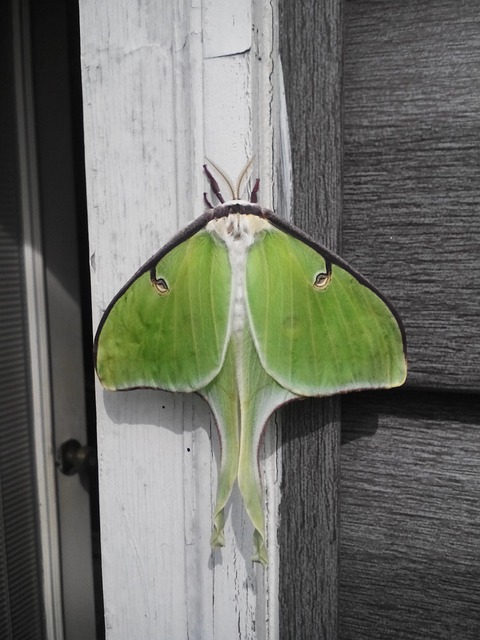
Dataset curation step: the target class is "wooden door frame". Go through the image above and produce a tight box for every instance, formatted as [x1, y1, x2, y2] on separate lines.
[12, 1, 64, 636]
[12, 0, 99, 637]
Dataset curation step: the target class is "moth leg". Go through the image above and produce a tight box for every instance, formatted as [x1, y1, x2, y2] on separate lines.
[250, 178, 260, 203]
[203, 192, 214, 209]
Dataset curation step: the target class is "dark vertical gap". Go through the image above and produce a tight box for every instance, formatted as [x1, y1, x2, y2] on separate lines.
[65, 2, 105, 635]
[27, 0, 103, 635]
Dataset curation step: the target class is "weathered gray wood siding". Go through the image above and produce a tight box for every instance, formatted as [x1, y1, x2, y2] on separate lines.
[279, 0, 480, 638]
[340, 1, 480, 638]
[343, 0, 480, 392]
[340, 390, 480, 639]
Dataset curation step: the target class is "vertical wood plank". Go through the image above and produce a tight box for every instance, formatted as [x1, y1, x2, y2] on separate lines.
[79, 0, 284, 637]
[278, 0, 343, 637]
[80, 5, 203, 636]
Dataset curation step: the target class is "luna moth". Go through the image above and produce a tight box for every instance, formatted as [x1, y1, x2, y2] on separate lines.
[94, 162, 407, 566]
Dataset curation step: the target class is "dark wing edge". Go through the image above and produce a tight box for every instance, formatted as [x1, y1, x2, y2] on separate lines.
[262, 208, 407, 357]
[93, 211, 215, 370]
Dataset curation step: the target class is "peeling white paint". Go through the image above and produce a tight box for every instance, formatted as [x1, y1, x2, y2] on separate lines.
[79, 0, 288, 637]
[203, 0, 252, 59]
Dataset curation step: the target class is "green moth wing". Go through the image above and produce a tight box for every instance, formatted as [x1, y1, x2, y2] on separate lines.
[95, 214, 231, 392]
[246, 216, 407, 397]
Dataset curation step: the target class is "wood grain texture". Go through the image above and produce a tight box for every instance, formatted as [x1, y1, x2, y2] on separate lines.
[280, 400, 340, 637]
[339, 389, 480, 639]
[343, 0, 480, 392]
[340, 2, 480, 638]
[80, 0, 284, 637]
[278, 0, 342, 637]
[80, 3, 211, 634]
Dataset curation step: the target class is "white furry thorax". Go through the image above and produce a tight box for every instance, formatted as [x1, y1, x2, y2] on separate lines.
[206, 208, 271, 334]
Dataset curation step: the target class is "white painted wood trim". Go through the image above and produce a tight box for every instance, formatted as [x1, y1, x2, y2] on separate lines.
[79, 0, 288, 636]
[13, 2, 64, 638]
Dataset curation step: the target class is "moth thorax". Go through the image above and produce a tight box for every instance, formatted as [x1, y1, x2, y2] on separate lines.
[207, 214, 270, 334]
[227, 216, 251, 334]
[207, 212, 270, 246]
[230, 239, 248, 334]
